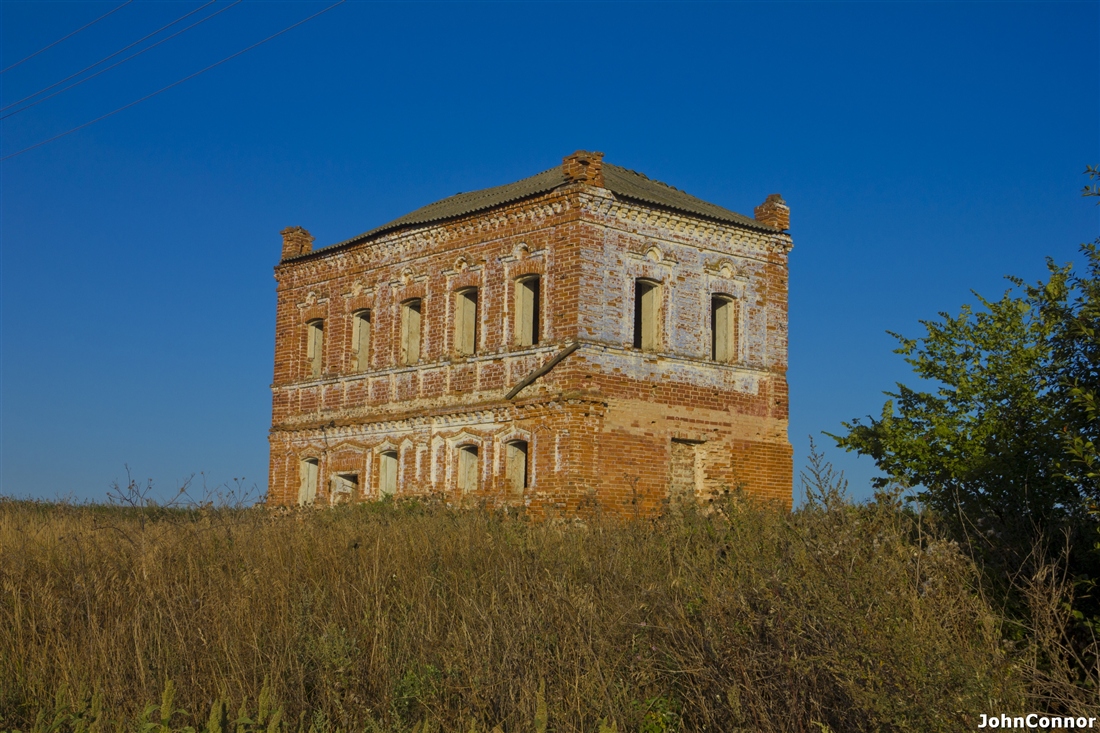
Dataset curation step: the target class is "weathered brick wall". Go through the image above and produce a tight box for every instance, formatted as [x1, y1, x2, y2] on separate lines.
[268, 167, 793, 514]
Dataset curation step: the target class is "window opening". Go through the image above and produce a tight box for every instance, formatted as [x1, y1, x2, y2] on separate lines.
[401, 299, 422, 365]
[455, 288, 478, 356]
[515, 276, 540, 346]
[353, 310, 371, 371]
[332, 472, 359, 496]
[711, 295, 737, 363]
[633, 280, 659, 351]
[298, 458, 319, 505]
[306, 319, 324, 378]
[457, 445, 479, 493]
[669, 439, 702, 504]
[379, 451, 398, 496]
[505, 440, 529, 494]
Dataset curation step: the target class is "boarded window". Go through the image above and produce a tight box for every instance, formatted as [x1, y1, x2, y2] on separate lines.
[379, 451, 398, 496]
[633, 280, 659, 351]
[457, 445, 479, 493]
[454, 288, 478, 356]
[353, 310, 371, 372]
[711, 295, 737, 363]
[669, 440, 702, 504]
[400, 299, 422, 365]
[505, 440, 529, 494]
[515, 276, 540, 347]
[306, 319, 324, 378]
[298, 458, 319, 505]
[331, 472, 359, 502]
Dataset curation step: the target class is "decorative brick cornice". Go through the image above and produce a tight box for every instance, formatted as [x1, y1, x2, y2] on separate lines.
[275, 190, 792, 290]
[579, 192, 792, 260]
[276, 190, 577, 279]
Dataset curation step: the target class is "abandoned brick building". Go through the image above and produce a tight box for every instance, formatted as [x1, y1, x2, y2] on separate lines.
[268, 151, 793, 514]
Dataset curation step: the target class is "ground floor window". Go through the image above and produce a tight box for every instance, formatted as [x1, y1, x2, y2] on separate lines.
[458, 445, 479, 492]
[505, 440, 528, 493]
[331, 472, 359, 500]
[379, 451, 398, 496]
[298, 458, 319, 505]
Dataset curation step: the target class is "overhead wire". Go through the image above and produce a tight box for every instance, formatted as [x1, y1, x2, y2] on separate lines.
[1, 0, 347, 162]
[1, 0, 244, 121]
[1, 0, 134, 75]
[1, 0, 218, 114]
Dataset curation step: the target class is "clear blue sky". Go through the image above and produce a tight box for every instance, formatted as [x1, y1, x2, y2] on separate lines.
[2, 1, 1098, 503]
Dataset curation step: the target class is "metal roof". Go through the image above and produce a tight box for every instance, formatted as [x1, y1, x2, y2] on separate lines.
[315, 161, 777, 256]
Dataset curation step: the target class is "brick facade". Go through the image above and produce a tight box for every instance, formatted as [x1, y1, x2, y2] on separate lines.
[268, 152, 793, 515]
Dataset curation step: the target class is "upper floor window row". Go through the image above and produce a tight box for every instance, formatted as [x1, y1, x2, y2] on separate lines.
[631, 279, 742, 364]
[300, 275, 738, 379]
[300, 276, 541, 378]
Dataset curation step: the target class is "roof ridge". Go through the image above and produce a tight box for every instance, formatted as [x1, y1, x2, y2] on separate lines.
[303, 157, 778, 259]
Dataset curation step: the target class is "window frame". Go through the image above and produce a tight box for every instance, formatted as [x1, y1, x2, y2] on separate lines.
[400, 298, 423, 366]
[710, 294, 738, 363]
[352, 309, 372, 372]
[633, 278, 661, 352]
[331, 472, 359, 501]
[378, 451, 398, 496]
[298, 457, 319, 506]
[306, 318, 324, 378]
[514, 275, 541, 347]
[457, 444, 480, 493]
[505, 440, 529, 494]
[454, 287, 479, 356]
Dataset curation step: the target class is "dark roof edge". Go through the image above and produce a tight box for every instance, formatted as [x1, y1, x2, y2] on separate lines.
[280, 167, 789, 265]
[606, 191, 784, 235]
[306, 166, 566, 258]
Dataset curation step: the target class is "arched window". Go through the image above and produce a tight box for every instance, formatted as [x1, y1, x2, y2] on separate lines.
[711, 295, 737, 363]
[505, 440, 529, 494]
[400, 299, 422, 365]
[306, 319, 324, 378]
[454, 288, 478, 356]
[457, 445, 479, 493]
[298, 457, 319, 505]
[352, 310, 371, 372]
[633, 279, 660, 351]
[379, 451, 398, 496]
[515, 276, 540, 347]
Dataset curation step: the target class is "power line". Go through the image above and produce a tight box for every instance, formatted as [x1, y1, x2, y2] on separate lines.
[1, 0, 134, 75]
[1, 0, 244, 121]
[2, 0, 347, 163]
[1, 0, 218, 114]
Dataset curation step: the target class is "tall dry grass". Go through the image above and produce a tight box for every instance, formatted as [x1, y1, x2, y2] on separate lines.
[0, 482, 1026, 732]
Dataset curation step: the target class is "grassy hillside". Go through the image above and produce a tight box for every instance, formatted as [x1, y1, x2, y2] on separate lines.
[0, 487, 1075, 732]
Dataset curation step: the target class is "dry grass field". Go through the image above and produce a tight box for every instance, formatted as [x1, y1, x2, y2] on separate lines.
[0, 476, 1092, 732]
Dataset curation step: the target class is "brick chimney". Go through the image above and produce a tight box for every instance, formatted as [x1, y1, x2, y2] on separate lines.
[281, 226, 314, 261]
[562, 150, 604, 187]
[754, 194, 789, 230]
